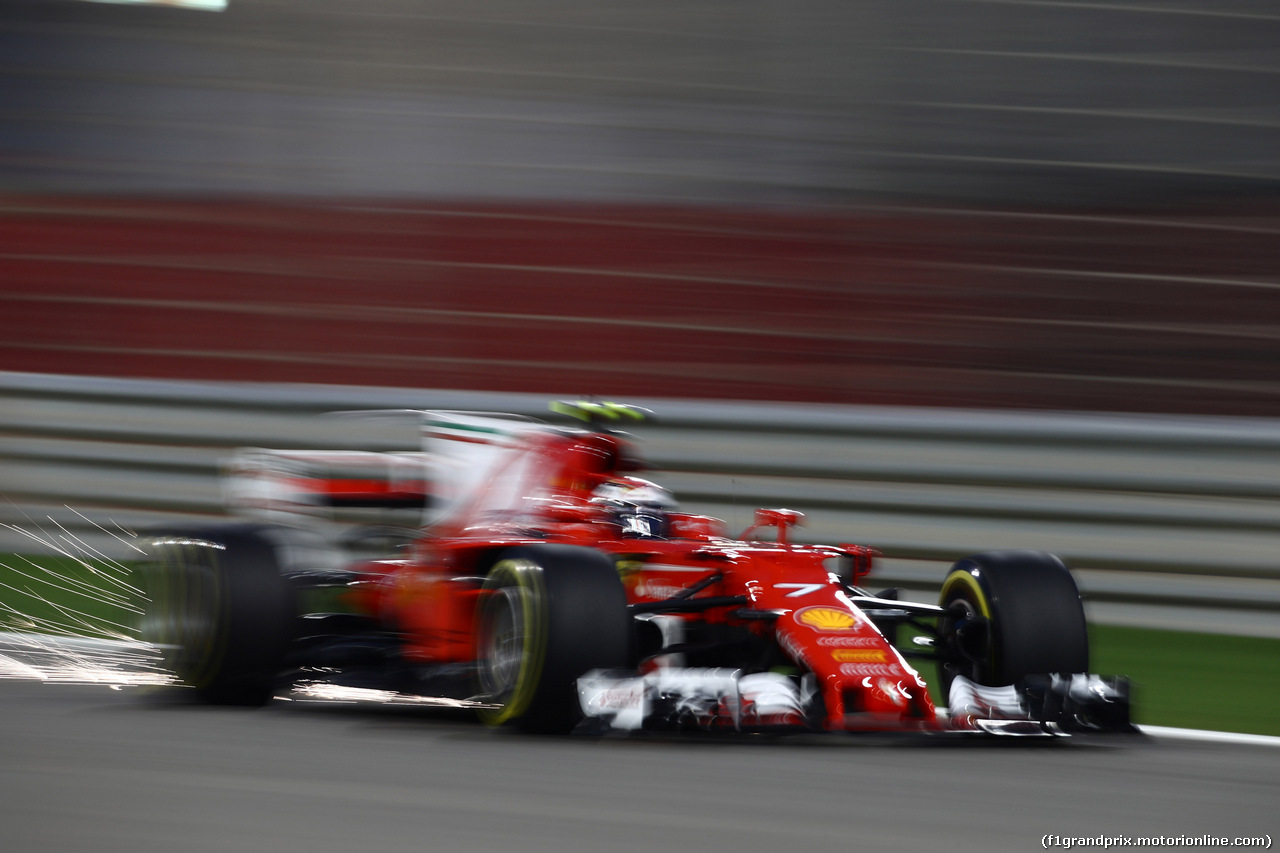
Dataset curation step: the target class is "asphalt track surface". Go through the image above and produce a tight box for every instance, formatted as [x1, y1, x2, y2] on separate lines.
[2, 680, 1276, 853]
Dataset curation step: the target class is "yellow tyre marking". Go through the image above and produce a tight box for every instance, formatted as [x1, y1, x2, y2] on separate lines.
[940, 570, 992, 620]
[478, 558, 548, 727]
[939, 569, 995, 675]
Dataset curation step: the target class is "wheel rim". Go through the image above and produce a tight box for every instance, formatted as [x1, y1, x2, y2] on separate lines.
[939, 596, 992, 691]
[478, 586, 527, 704]
[139, 546, 222, 683]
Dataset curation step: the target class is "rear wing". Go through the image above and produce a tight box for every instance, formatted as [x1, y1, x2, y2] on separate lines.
[222, 405, 638, 536]
[222, 409, 554, 531]
[223, 448, 434, 525]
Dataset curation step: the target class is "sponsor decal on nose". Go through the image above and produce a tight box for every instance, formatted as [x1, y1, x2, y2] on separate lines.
[830, 649, 889, 663]
[793, 605, 860, 632]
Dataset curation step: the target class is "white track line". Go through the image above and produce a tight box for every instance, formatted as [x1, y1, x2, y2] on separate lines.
[1138, 725, 1280, 748]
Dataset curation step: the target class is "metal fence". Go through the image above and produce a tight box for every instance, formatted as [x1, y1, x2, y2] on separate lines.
[2, 371, 1278, 636]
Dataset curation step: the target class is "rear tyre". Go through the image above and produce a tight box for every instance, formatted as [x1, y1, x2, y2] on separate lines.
[475, 545, 631, 733]
[139, 524, 300, 705]
[937, 550, 1088, 695]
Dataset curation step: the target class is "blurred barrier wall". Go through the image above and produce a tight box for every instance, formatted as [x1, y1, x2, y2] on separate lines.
[3, 371, 1279, 635]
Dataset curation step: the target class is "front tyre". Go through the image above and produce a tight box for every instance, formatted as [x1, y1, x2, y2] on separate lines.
[139, 524, 300, 705]
[937, 550, 1088, 694]
[475, 545, 630, 733]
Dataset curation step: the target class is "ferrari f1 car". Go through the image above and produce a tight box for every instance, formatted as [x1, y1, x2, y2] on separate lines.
[139, 402, 1131, 736]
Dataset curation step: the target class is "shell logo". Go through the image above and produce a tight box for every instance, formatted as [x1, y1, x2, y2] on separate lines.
[831, 649, 888, 663]
[794, 606, 859, 632]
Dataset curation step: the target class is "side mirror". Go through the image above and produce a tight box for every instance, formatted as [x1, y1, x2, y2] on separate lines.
[742, 508, 806, 545]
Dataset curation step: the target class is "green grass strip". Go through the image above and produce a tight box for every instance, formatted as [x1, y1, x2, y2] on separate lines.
[1090, 623, 1280, 737]
[0, 552, 143, 640]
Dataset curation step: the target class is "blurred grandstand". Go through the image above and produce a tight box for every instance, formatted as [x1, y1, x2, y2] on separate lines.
[2, 0, 1279, 412]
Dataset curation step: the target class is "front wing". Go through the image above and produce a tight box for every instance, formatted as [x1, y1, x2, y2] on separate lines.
[576, 668, 1134, 736]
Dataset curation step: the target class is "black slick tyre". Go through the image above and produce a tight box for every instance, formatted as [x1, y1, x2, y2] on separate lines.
[475, 544, 631, 734]
[937, 550, 1089, 695]
[139, 524, 299, 705]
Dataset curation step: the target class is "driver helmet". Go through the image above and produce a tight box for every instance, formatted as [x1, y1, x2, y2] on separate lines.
[591, 476, 678, 538]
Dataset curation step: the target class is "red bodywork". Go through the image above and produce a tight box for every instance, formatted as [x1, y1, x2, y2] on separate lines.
[346, 418, 937, 732]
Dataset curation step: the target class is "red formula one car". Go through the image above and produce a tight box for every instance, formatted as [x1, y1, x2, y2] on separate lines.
[140, 402, 1131, 736]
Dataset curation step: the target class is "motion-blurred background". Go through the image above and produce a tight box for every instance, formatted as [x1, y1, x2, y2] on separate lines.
[2, 1, 1280, 736]
[3, 0, 1280, 411]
